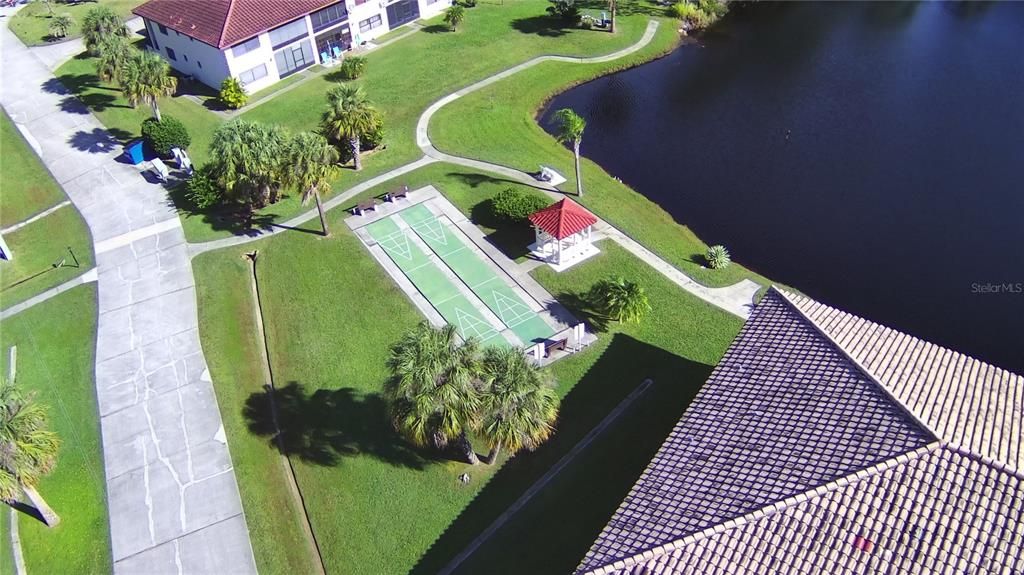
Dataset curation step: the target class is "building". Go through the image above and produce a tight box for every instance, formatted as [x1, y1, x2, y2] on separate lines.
[133, 0, 448, 93]
[577, 288, 1023, 574]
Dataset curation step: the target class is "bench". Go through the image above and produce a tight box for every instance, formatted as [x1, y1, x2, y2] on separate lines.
[351, 199, 380, 216]
[385, 185, 410, 202]
[544, 338, 568, 358]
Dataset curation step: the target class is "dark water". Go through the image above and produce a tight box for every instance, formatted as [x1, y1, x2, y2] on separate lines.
[542, 1, 1024, 373]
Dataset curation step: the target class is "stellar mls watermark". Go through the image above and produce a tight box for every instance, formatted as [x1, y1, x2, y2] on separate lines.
[971, 282, 1023, 295]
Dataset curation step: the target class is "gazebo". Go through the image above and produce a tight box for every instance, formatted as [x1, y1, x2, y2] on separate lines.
[528, 199, 600, 271]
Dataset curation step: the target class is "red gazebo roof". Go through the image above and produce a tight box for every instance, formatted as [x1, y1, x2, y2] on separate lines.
[528, 199, 598, 240]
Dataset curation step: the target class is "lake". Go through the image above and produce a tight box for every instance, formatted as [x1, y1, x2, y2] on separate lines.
[541, 1, 1024, 373]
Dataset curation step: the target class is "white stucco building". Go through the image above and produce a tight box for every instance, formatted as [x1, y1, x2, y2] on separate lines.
[134, 0, 449, 93]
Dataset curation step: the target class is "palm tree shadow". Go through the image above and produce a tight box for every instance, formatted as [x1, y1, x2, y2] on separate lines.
[552, 290, 610, 332]
[243, 382, 431, 469]
[3, 499, 46, 524]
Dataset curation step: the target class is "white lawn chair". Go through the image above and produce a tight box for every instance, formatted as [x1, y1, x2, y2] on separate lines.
[150, 158, 169, 183]
[172, 147, 194, 175]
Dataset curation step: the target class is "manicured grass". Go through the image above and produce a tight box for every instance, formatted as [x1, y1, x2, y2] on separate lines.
[0, 111, 67, 227]
[0, 284, 112, 575]
[193, 162, 743, 574]
[56, 1, 663, 242]
[0, 204, 94, 310]
[8, 0, 144, 47]
[428, 24, 776, 289]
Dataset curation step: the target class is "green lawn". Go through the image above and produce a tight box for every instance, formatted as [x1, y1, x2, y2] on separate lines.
[56, 0, 667, 242]
[0, 111, 67, 228]
[8, 0, 144, 47]
[0, 205, 94, 310]
[193, 162, 743, 574]
[0, 284, 111, 575]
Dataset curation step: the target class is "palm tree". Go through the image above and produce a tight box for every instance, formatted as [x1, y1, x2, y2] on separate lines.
[49, 13, 74, 39]
[478, 347, 559, 464]
[81, 5, 129, 56]
[209, 120, 289, 211]
[321, 85, 379, 171]
[444, 4, 466, 31]
[589, 275, 651, 324]
[385, 323, 483, 465]
[0, 379, 61, 527]
[282, 132, 339, 236]
[96, 36, 133, 83]
[119, 51, 178, 122]
[553, 108, 587, 197]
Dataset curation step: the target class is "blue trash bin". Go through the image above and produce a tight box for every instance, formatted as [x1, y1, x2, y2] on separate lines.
[125, 140, 145, 165]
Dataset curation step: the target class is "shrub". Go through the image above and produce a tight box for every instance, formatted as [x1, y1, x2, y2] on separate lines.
[141, 116, 190, 156]
[460, 0, 477, 7]
[219, 77, 248, 109]
[491, 188, 551, 223]
[444, 4, 466, 30]
[588, 276, 651, 324]
[547, 0, 581, 25]
[669, 2, 716, 30]
[698, 0, 729, 19]
[705, 244, 731, 269]
[336, 56, 367, 80]
[49, 13, 74, 39]
[184, 166, 223, 210]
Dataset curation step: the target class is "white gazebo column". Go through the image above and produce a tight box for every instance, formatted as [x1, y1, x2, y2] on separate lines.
[557, 236, 563, 264]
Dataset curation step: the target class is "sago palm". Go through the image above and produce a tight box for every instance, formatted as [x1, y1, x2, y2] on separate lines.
[590, 275, 651, 324]
[0, 379, 61, 526]
[282, 132, 339, 236]
[478, 347, 559, 464]
[209, 120, 289, 209]
[119, 51, 178, 122]
[321, 85, 378, 171]
[81, 5, 129, 56]
[553, 108, 587, 197]
[49, 13, 74, 39]
[385, 323, 484, 464]
[96, 36, 133, 83]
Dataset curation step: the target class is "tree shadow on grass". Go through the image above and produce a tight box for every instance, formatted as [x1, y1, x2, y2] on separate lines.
[166, 183, 314, 237]
[244, 381, 431, 469]
[469, 200, 534, 261]
[409, 334, 714, 575]
[511, 15, 573, 37]
[549, 289, 610, 332]
[422, 24, 453, 34]
[446, 170, 554, 194]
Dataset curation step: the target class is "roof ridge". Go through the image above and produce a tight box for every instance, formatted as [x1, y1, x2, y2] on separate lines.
[581, 441, 943, 575]
[944, 442, 1024, 480]
[218, 0, 238, 49]
[771, 287, 942, 441]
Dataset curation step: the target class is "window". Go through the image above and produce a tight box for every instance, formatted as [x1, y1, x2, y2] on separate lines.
[231, 37, 261, 58]
[158, 23, 168, 35]
[166, 47, 177, 61]
[358, 14, 383, 33]
[268, 18, 309, 48]
[238, 63, 268, 85]
[355, 0, 368, 5]
[274, 40, 314, 77]
[311, 2, 348, 32]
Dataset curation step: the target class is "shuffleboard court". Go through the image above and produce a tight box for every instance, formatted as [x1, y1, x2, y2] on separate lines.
[365, 217, 505, 345]
[399, 204, 556, 345]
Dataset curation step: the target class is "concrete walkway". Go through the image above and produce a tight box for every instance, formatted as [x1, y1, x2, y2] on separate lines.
[187, 18, 759, 318]
[0, 15, 257, 575]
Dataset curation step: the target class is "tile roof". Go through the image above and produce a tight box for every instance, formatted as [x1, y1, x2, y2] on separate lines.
[577, 288, 1024, 575]
[134, 0, 334, 49]
[576, 291, 936, 574]
[780, 289, 1023, 471]
[604, 446, 1024, 575]
[528, 199, 598, 240]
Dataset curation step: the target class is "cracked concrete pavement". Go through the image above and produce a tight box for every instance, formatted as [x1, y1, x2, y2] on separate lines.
[0, 12, 256, 574]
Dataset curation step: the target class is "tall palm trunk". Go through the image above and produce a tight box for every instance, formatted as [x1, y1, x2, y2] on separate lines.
[486, 444, 501, 465]
[573, 140, 583, 197]
[314, 190, 329, 236]
[22, 485, 60, 527]
[458, 431, 480, 465]
[150, 99, 162, 122]
[349, 136, 362, 171]
[609, 0, 616, 33]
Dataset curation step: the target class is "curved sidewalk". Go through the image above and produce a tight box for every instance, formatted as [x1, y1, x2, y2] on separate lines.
[0, 16, 256, 575]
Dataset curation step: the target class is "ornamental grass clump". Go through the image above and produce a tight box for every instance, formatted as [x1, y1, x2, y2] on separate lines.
[589, 276, 651, 324]
[706, 244, 731, 269]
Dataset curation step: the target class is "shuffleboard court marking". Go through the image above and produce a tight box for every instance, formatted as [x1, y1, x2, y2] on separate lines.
[374, 228, 414, 262]
[470, 276, 500, 290]
[410, 216, 450, 247]
[455, 307, 497, 340]
[493, 290, 535, 328]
